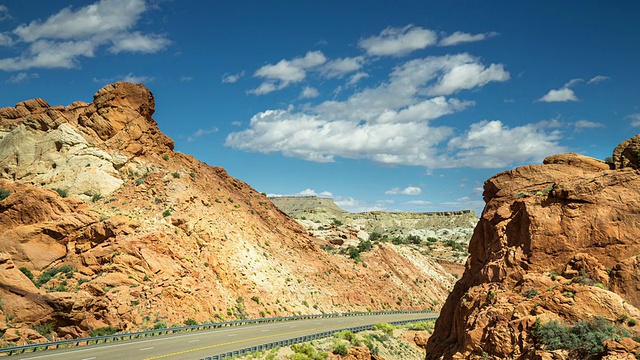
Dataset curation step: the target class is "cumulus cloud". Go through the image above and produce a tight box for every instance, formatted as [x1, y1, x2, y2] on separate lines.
[250, 51, 326, 94]
[358, 25, 437, 56]
[574, 120, 604, 130]
[222, 71, 245, 83]
[268, 189, 334, 198]
[187, 128, 218, 142]
[321, 56, 365, 78]
[446, 120, 566, 167]
[228, 54, 522, 168]
[180, 76, 193, 82]
[300, 86, 320, 98]
[0, 33, 13, 46]
[439, 31, 498, 46]
[537, 88, 578, 102]
[0, 0, 169, 71]
[93, 73, 153, 84]
[385, 186, 422, 195]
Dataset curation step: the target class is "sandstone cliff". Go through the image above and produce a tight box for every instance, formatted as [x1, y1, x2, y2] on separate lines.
[425, 149, 640, 359]
[0, 83, 453, 346]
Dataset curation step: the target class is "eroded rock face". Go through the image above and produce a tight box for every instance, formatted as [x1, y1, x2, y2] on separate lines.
[0, 82, 172, 199]
[0, 83, 452, 346]
[425, 148, 640, 359]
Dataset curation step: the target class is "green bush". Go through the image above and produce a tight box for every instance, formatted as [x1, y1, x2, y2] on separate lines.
[90, 326, 118, 336]
[172, 172, 180, 179]
[184, 318, 197, 326]
[153, 321, 167, 329]
[522, 289, 540, 299]
[162, 209, 172, 217]
[334, 329, 359, 344]
[91, 193, 103, 202]
[373, 322, 395, 335]
[53, 188, 67, 198]
[162, 154, 170, 161]
[357, 239, 372, 253]
[19, 267, 34, 282]
[369, 232, 382, 242]
[531, 316, 630, 358]
[332, 218, 343, 226]
[332, 342, 348, 356]
[291, 343, 328, 360]
[408, 321, 435, 332]
[0, 189, 9, 202]
[347, 246, 362, 263]
[36, 265, 75, 287]
[33, 322, 55, 337]
[406, 234, 422, 244]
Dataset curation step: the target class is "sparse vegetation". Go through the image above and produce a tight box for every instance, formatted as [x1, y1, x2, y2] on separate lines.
[332, 342, 348, 356]
[522, 289, 540, 299]
[162, 154, 170, 161]
[153, 321, 167, 329]
[91, 193, 103, 202]
[291, 343, 328, 360]
[162, 209, 172, 217]
[19, 267, 34, 282]
[184, 318, 197, 326]
[0, 189, 9, 202]
[172, 172, 180, 178]
[33, 322, 55, 337]
[36, 265, 75, 287]
[531, 316, 630, 358]
[53, 188, 67, 198]
[90, 326, 119, 336]
[373, 322, 395, 335]
[189, 172, 196, 179]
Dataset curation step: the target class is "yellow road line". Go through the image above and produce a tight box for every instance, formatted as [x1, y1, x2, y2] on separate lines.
[143, 328, 317, 359]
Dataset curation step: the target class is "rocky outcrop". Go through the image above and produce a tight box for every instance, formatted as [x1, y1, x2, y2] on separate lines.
[0, 83, 450, 346]
[0, 82, 172, 200]
[425, 148, 640, 359]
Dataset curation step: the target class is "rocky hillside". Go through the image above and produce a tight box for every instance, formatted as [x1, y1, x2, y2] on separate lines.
[0, 83, 455, 346]
[425, 143, 640, 359]
[271, 196, 478, 273]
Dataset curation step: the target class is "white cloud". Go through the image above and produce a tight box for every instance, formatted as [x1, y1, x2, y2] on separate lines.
[252, 51, 326, 93]
[296, 189, 333, 197]
[93, 72, 153, 84]
[405, 200, 433, 206]
[446, 120, 566, 167]
[347, 72, 369, 86]
[5, 72, 39, 84]
[427, 62, 510, 96]
[588, 75, 609, 84]
[574, 120, 604, 129]
[321, 56, 364, 78]
[300, 86, 320, 98]
[0, 5, 10, 22]
[334, 196, 385, 212]
[180, 76, 193, 82]
[222, 71, 245, 83]
[0, 0, 169, 71]
[537, 88, 578, 102]
[228, 54, 519, 168]
[358, 25, 437, 56]
[0, 32, 13, 46]
[385, 186, 422, 195]
[439, 31, 497, 46]
[628, 114, 640, 127]
[108, 32, 170, 53]
[187, 128, 218, 142]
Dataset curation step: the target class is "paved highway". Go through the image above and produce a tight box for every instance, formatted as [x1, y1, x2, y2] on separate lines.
[8, 312, 437, 360]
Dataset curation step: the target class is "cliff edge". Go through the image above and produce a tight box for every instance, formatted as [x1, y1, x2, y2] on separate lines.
[425, 148, 640, 359]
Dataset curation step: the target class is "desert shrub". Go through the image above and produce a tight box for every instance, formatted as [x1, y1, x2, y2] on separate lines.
[0, 189, 9, 201]
[332, 342, 348, 356]
[172, 172, 180, 178]
[357, 239, 372, 253]
[443, 239, 465, 252]
[53, 188, 67, 198]
[369, 232, 382, 242]
[391, 236, 406, 245]
[628, 318, 637, 327]
[91, 193, 103, 202]
[291, 343, 328, 360]
[162, 209, 172, 217]
[136, 178, 144, 186]
[531, 316, 629, 358]
[408, 321, 435, 332]
[347, 246, 362, 263]
[184, 318, 197, 326]
[162, 154, 169, 161]
[33, 322, 55, 337]
[406, 234, 422, 244]
[373, 322, 395, 335]
[426, 237, 438, 243]
[19, 267, 34, 282]
[153, 321, 167, 329]
[334, 330, 359, 344]
[332, 218, 343, 226]
[522, 289, 540, 299]
[90, 326, 118, 336]
[189, 172, 196, 179]
[36, 265, 75, 287]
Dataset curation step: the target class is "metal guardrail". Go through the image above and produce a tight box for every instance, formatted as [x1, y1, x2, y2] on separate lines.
[0, 310, 431, 356]
[201, 316, 438, 360]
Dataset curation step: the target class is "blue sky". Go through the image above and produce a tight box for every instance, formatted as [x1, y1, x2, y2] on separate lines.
[0, 1, 638, 214]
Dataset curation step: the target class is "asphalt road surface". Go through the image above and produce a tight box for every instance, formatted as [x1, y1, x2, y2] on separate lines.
[8, 312, 437, 360]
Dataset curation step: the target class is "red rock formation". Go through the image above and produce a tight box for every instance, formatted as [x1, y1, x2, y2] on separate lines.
[425, 150, 640, 359]
[0, 83, 452, 346]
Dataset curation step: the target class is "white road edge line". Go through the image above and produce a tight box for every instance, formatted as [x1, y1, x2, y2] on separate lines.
[139, 347, 154, 351]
